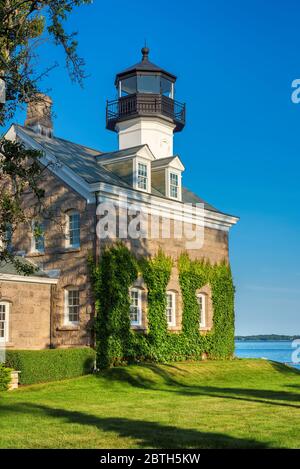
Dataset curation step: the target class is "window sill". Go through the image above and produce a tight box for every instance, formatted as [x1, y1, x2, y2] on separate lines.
[63, 247, 81, 253]
[57, 324, 80, 331]
[27, 251, 45, 257]
[2, 342, 14, 348]
[131, 325, 146, 331]
[200, 327, 212, 334]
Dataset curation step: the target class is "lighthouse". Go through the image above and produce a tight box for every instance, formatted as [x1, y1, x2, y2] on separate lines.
[106, 47, 185, 159]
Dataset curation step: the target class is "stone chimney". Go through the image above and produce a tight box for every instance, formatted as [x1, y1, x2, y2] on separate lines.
[25, 93, 53, 137]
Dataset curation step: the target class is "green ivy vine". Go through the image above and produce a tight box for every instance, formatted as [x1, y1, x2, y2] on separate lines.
[89, 244, 235, 368]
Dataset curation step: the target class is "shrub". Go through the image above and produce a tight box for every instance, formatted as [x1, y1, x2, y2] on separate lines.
[0, 364, 12, 392]
[5, 347, 96, 385]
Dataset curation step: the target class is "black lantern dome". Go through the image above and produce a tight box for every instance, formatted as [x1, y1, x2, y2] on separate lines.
[106, 47, 185, 133]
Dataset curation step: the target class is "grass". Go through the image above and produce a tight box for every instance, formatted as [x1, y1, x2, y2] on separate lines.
[0, 359, 300, 449]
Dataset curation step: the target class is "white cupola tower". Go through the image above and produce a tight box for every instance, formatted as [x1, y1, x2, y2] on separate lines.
[106, 47, 185, 159]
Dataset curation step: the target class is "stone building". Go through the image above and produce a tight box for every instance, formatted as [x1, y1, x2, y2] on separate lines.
[1, 48, 238, 350]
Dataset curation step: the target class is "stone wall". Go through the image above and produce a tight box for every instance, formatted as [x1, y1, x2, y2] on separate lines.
[97, 209, 229, 333]
[0, 280, 53, 349]
[8, 164, 229, 346]
[12, 168, 96, 348]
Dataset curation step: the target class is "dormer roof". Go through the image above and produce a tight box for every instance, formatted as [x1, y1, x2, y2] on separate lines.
[151, 155, 185, 172]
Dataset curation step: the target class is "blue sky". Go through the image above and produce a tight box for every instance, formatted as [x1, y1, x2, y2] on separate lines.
[5, 0, 300, 335]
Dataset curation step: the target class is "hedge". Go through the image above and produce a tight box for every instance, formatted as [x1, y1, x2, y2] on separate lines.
[0, 364, 12, 392]
[5, 347, 96, 385]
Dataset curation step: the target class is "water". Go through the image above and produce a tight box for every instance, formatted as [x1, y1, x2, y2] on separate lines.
[235, 340, 300, 370]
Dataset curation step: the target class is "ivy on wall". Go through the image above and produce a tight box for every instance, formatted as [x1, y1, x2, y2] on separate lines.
[90, 244, 235, 369]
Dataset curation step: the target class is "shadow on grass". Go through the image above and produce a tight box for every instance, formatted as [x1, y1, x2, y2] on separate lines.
[0, 402, 269, 449]
[96, 363, 300, 409]
[269, 361, 300, 376]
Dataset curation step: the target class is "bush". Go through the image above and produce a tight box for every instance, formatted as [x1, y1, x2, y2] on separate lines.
[0, 364, 12, 391]
[5, 347, 96, 385]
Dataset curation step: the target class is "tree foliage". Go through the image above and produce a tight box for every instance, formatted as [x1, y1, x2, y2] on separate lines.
[0, 0, 90, 273]
[0, 0, 92, 123]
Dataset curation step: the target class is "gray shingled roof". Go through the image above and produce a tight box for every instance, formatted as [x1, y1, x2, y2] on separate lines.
[0, 256, 49, 277]
[16, 125, 223, 213]
[17, 125, 132, 187]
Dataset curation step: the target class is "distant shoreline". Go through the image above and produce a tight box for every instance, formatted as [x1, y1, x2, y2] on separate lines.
[235, 334, 300, 342]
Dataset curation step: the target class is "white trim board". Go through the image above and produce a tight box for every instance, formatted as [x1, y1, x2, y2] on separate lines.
[0, 273, 58, 285]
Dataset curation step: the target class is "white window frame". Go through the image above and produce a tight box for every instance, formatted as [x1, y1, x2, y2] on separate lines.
[0, 302, 10, 343]
[196, 293, 206, 328]
[166, 168, 182, 201]
[31, 221, 45, 254]
[137, 162, 148, 191]
[166, 291, 176, 327]
[66, 211, 80, 249]
[133, 158, 151, 193]
[129, 287, 142, 326]
[4, 223, 13, 252]
[64, 287, 80, 325]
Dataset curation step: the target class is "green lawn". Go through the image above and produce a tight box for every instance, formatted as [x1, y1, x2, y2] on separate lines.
[0, 359, 300, 448]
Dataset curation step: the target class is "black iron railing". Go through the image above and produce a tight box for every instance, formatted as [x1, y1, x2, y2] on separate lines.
[106, 93, 185, 132]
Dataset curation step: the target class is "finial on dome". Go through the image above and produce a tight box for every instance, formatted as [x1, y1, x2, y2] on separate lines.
[141, 44, 149, 62]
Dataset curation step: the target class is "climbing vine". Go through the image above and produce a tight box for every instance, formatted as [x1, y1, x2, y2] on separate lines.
[89, 244, 235, 368]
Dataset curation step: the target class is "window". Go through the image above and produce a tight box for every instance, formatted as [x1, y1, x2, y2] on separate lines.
[196, 293, 206, 328]
[137, 74, 160, 94]
[170, 172, 179, 199]
[67, 212, 80, 248]
[0, 302, 9, 343]
[4, 223, 13, 252]
[137, 162, 148, 191]
[32, 222, 45, 253]
[129, 288, 142, 326]
[65, 288, 80, 324]
[119, 76, 137, 96]
[166, 291, 176, 326]
[161, 77, 173, 98]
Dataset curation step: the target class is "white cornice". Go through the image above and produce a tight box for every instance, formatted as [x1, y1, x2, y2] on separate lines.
[0, 273, 58, 285]
[93, 182, 239, 231]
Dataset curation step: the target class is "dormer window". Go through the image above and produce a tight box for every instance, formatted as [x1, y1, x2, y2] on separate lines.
[151, 156, 184, 201]
[170, 172, 179, 199]
[137, 162, 148, 191]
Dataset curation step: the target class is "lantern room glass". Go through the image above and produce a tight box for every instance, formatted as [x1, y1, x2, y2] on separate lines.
[119, 75, 174, 98]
